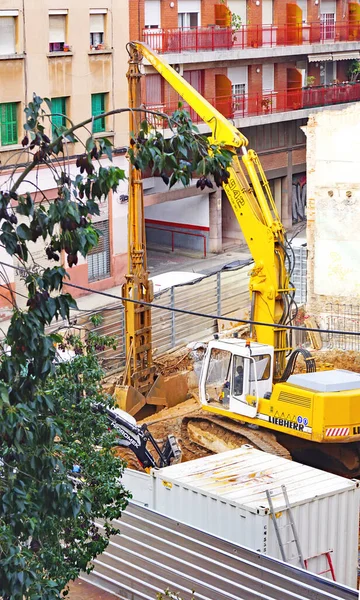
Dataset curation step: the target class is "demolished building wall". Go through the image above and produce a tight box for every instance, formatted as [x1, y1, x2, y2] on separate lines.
[306, 104, 360, 346]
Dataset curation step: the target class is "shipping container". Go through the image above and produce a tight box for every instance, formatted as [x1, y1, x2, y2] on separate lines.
[122, 446, 359, 588]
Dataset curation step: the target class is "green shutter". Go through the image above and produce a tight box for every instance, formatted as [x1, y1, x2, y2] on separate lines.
[51, 97, 66, 136]
[92, 93, 105, 133]
[0, 102, 17, 146]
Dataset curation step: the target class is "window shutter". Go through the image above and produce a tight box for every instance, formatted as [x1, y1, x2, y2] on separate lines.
[227, 0, 246, 25]
[262, 64, 274, 92]
[178, 1, 201, 12]
[228, 66, 248, 89]
[0, 103, 17, 146]
[262, 0, 273, 25]
[90, 14, 104, 33]
[320, 0, 336, 14]
[145, 0, 161, 27]
[49, 15, 65, 43]
[51, 97, 66, 132]
[92, 94, 105, 132]
[0, 17, 15, 54]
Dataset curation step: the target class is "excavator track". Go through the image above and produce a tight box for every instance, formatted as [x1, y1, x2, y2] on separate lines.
[180, 411, 292, 461]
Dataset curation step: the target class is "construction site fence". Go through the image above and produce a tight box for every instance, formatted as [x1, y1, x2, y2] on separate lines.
[81, 502, 357, 600]
[323, 303, 360, 352]
[143, 21, 360, 54]
[74, 262, 252, 372]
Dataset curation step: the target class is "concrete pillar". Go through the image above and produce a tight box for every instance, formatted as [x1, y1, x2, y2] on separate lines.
[209, 188, 223, 253]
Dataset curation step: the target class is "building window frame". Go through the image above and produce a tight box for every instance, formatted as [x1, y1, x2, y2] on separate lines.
[88, 219, 111, 282]
[51, 97, 67, 136]
[0, 102, 18, 147]
[49, 11, 67, 53]
[0, 12, 18, 55]
[90, 10, 106, 49]
[91, 93, 106, 133]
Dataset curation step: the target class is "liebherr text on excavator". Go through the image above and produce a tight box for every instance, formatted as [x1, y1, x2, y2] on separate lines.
[122, 41, 360, 477]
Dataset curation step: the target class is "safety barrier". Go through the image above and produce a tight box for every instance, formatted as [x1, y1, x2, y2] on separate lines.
[143, 21, 360, 54]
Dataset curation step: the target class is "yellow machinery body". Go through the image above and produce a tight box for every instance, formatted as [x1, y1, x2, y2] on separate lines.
[127, 42, 360, 463]
[115, 44, 167, 416]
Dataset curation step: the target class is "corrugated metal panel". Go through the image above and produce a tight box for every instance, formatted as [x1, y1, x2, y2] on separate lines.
[150, 447, 359, 587]
[220, 265, 251, 315]
[82, 502, 357, 600]
[68, 262, 251, 370]
[152, 289, 172, 355]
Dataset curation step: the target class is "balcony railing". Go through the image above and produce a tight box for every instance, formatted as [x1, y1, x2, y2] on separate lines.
[143, 21, 360, 53]
[145, 82, 360, 123]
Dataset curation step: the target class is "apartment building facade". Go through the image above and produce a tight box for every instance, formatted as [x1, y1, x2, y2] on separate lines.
[130, 0, 360, 252]
[0, 0, 129, 309]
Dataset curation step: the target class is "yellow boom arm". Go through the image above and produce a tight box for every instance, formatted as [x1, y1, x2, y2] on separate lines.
[131, 42, 293, 379]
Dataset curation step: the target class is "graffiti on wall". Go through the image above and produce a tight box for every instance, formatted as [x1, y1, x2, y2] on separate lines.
[292, 173, 307, 224]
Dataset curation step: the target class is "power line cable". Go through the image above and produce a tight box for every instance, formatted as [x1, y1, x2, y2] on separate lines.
[1, 259, 358, 338]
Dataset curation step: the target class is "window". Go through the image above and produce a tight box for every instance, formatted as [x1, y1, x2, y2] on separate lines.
[145, 0, 161, 29]
[296, 0, 307, 23]
[91, 93, 106, 133]
[248, 355, 271, 381]
[0, 103, 17, 146]
[0, 14, 17, 55]
[232, 355, 244, 397]
[88, 220, 110, 281]
[145, 74, 164, 106]
[90, 11, 106, 48]
[178, 12, 199, 27]
[178, 0, 200, 28]
[51, 97, 67, 136]
[49, 13, 67, 52]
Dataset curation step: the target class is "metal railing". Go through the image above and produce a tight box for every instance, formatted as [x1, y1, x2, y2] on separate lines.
[143, 21, 360, 54]
[145, 82, 360, 123]
[146, 223, 207, 258]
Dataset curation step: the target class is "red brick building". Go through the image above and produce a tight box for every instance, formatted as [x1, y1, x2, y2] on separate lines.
[129, 0, 360, 252]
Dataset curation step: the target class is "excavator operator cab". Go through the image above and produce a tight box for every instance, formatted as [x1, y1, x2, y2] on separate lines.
[199, 338, 274, 418]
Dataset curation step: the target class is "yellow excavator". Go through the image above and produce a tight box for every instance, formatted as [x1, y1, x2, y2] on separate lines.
[119, 41, 360, 477]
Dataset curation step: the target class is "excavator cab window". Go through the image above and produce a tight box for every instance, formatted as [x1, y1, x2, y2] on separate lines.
[232, 356, 244, 398]
[204, 348, 232, 405]
[249, 354, 272, 381]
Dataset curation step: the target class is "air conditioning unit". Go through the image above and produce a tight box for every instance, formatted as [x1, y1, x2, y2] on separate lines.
[171, 64, 183, 76]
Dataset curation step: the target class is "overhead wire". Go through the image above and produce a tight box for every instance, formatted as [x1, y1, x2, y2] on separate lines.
[1, 259, 358, 340]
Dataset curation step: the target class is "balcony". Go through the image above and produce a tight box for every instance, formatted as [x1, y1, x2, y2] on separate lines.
[145, 82, 360, 125]
[143, 22, 360, 54]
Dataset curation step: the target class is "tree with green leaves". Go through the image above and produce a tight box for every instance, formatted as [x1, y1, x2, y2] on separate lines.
[347, 59, 360, 82]
[0, 94, 233, 599]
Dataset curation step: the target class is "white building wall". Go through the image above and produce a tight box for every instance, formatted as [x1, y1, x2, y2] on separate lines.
[145, 194, 209, 227]
[306, 104, 360, 311]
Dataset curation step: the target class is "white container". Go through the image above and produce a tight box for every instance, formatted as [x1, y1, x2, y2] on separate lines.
[148, 446, 359, 588]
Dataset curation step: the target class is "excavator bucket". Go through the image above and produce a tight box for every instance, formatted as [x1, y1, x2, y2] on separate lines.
[145, 373, 167, 408]
[113, 374, 168, 417]
[113, 385, 146, 417]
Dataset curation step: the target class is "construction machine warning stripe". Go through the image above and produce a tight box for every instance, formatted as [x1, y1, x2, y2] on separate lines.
[325, 427, 350, 437]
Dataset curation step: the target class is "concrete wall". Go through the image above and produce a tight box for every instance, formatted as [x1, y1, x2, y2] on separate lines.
[306, 104, 360, 314]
